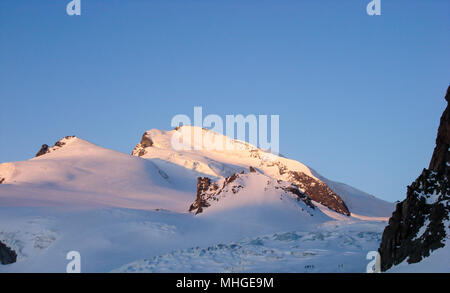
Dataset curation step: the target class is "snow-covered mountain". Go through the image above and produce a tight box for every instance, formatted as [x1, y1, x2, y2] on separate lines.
[0, 126, 395, 272]
[0, 136, 195, 211]
[131, 126, 393, 218]
[189, 169, 316, 216]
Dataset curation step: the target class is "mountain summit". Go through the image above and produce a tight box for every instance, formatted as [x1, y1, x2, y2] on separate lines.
[131, 126, 393, 217]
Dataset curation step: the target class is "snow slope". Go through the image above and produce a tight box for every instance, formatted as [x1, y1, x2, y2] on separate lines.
[0, 205, 389, 273]
[188, 171, 333, 231]
[312, 172, 394, 219]
[114, 221, 386, 273]
[132, 126, 318, 180]
[0, 136, 193, 212]
[0, 133, 395, 272]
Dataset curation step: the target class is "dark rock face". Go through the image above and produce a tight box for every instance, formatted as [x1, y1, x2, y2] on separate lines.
[131, 133, 153, 157]
[378, 86, 450, 271]
[54, 136, 75, 148]
[429, 87, 450, 173]
[35, 144, 49, 157]
[275, 182, 315, 210]
[140, 134, 153, 148]
[0, 241, 17, 265]
[0, 178, 5, 184]
[189, 177, 215, 214]
[288, 171, 350, 216]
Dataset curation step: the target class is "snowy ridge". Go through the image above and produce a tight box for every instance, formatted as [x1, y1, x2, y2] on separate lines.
[0, 137, 194, 212]
[189, 169, 317, 217]
[34, 136, 77, 158]
[132, 126, 318, 180]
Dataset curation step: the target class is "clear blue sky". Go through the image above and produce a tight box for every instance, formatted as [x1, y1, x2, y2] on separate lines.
[0, 0, 449, 202]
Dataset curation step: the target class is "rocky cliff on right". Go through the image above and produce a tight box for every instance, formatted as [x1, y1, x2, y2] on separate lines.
[0, 240, 17, 265]
[378, 86, 450, 271]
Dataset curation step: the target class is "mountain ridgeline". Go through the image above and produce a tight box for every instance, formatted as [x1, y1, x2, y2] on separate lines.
[378, 86, 450, 271]
[189, 167, 316, 215]
[35, 136, 77, 158]
[131, 127, 352, 216]
[0, 117, 393, 225]
[0, 100, 401, 272]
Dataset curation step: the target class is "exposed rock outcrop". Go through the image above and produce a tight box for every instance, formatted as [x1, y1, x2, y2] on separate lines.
[250, 150, 350, 215]
[132, 132, 154, 157]
[429, 87, 450, 173]
[35, 136, 76, 158]
[288, 171, 350, 216]
[0, 241, 17, 265]
[378, 86, 450, 271]
[35, 144, 49, 157]
[54, 136, 75, 147]
[189, 177, 215, 214]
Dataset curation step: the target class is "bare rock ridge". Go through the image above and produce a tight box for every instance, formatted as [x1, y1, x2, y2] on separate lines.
[131, 132, 154, 157]
[288, 171, 350, 216]
[0, 241, 17, 265]
[252, 151, 350, 216]
[189, 177, 213, 214]
[35, 144, 49, 157]
[378, 86, 450, 271]
[429, 87, 450, 173]
[189, 167, 315, 215]
[35, 136, 76, 157]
